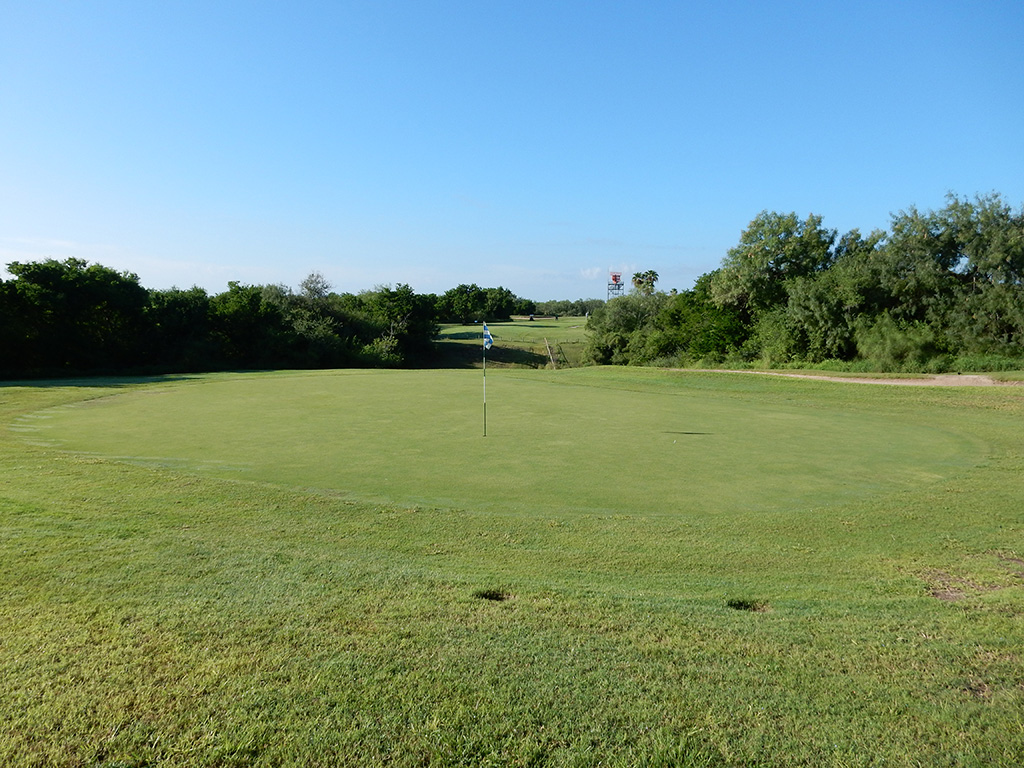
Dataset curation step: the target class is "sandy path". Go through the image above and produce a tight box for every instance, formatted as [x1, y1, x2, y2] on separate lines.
[691, 370, 1022, 387]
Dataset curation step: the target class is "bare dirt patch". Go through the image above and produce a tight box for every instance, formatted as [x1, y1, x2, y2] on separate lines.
[922, 553, 1024, 603]
[925, 571, 993, 601]
[964, 679, 993, 699]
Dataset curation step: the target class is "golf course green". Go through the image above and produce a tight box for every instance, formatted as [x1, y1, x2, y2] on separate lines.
[2, 367, 1023, 766]
[25, 368, 979, 516]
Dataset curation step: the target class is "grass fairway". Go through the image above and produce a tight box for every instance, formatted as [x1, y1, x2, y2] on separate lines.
[3, 369, 1024, 766]
[436, 317, 589, 367]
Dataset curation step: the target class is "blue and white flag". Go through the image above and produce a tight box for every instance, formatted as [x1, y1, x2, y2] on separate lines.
[483, 323, 493, 350]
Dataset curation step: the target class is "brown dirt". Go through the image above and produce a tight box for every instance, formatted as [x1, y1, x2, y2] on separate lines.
[925, 570, 992, 601]
[965, 679, 993, 699]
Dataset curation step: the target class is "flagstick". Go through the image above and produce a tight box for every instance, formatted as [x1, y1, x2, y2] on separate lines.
[482, 323, 493, 437]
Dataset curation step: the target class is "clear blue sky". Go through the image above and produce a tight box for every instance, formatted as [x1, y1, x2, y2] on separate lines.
[2, 1, 1022, 301]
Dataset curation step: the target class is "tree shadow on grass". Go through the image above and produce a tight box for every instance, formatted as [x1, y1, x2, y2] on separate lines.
[0, 373, 207, 388]
[427, 340, 549, 369]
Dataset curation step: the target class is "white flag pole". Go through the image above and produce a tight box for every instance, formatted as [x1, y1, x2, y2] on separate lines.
[483, 341, 487, 437]
[482, 323, 492, 437]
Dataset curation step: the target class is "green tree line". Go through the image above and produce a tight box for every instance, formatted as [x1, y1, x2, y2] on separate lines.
[0, 262, 540, 378]
[586, 193, 1024, 371]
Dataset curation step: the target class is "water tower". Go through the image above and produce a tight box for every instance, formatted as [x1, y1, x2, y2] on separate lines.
[607, 271, 625, 301]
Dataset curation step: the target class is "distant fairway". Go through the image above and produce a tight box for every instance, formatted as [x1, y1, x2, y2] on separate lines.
[30, 367, 979, 517]
[436, 316, 589, 367]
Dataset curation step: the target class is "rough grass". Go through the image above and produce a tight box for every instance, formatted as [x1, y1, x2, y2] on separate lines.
[2, 369, 1024, 767]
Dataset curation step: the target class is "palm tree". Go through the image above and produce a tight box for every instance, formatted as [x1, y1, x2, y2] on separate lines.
[631, 270, 659, 296]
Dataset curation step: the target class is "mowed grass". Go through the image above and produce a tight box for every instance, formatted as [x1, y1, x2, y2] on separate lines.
[2, 368, 1024, 767]
[436, 317, 589, 368]
[29, 368, 979, 520]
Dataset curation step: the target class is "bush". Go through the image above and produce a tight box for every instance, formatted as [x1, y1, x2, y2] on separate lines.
[854, 313, 947, 372]
[949, 353, 1024, 372]
[749, 309, 801, 367]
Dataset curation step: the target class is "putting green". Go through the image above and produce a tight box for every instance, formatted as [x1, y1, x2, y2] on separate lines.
[28, 368, 982, 516]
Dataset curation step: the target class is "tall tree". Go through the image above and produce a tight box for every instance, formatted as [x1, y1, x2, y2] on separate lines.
[209, 282, 292, 367]
[940, 193, 1024, 353]
[584, 291, 667, 364]
[710, 211, 836, 315]
[437, 284, 485, 324]
[359, 283, 439, 363]
[5, 258, 149, 372]
[146, 286, 215, 371]
[631, 270, 659, 296]
[482, 286, 517, 321]
[647, 272, 747, 362]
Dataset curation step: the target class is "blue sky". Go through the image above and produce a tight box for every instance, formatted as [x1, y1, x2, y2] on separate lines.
[2, 1, 1022, 300]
